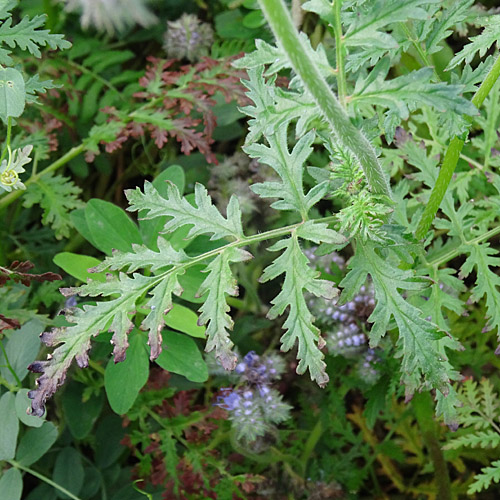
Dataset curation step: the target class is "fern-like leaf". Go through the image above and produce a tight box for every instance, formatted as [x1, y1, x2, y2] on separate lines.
[260, 232, 338, 386]
[244, 127, 328, 218]
[239, 67, 318, 144]
[0, 14, 71, 64]
[92, 238, 188, 274]
[197, 247, 252, 370]
[351, 60, 477, 140]
[22, 173, 84, 239]
[341, 240, 461, 402]
[126, 181, 244, 240]
[460, 243, 500, 337]
[469, 460, 500, 494]
[28, 273, 154, 416]
[447, 15, 500, 70]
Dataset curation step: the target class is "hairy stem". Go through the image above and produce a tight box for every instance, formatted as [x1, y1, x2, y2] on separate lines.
[9, 460, 83, 500]
[415, 54, 500, 239]
[258, 0, 392, 199]
[333, 0, 346, 107]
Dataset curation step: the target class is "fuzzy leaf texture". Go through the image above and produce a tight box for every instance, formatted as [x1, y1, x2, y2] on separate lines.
[126, 181, 244, 241]
[340, 239, 461, 424]
[245, 127, 328, 217]
[351, 59, 477, 141]
[27, 182, 252, 416]
[260, 232, 338, 387]
[239, 67, 318, 144]
[197, 247, 252, 370]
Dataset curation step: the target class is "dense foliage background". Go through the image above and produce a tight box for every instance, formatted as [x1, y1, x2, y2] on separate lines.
[2, 0, 500, 498]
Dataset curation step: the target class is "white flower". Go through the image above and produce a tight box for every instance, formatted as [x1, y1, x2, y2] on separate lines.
[61, 0, 157, 34]
[0, 145, 32, 193]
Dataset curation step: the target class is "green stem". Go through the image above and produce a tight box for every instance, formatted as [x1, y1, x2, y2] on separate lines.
[0, 374, 18, 392]
[333, 0, 346, 107]
[9, 460, 83, 500]
[412, 392, 451, 500]
[399, 22, 436, 77]
[415, 53, 500, 239]
[0, 339, 21, 386]
[428, 224, 500, 268]
[258, 0, 392, 199]
[0, 144, 84, 212]
[0, 117, 12, 165]
[299, 417, 322, 469]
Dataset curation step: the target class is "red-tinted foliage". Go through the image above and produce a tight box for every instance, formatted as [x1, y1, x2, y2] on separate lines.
[101, 56, 249, 164]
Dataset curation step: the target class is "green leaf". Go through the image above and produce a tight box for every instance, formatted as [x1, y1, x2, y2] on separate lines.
[163, 303, 205, 339]
[424, 0, 474, 55]
[233, 35, 333, 82]
[52, 447, 84, 499]
[239, 67, 318, 144]
[70, 208, 99, 248]
[0, 67, 25, 121]
[0, 319, 43, 384]
[469, 460, 500, 494]
[139, 165, 186, 249]
[15, 389, 45, 427]
[198, 247, 252, 369]
[155, 330, 208, 382]
[16, 422, 58, 466]
[447, 15, 500, 70]
[296, 220, 347, 245]
[260, 232, 338, 386]
[0, 468, 22, 500]
[0, 14, 71, 63]
[126, 181, 244, 240]
[351, 59, 477, 140]
[28, 273, 154, 416]
[245, 127, 327, 217]
[85, 198, 142, 255]
[0, 392, 18, 460]
[142, 269, 185, 358]
[23, 173, 83, 239]
[104, 331, 149, 414]
[342, 241, 461, 407]
[53, 252, 106, 283]
[93, 238, 187, 274]
[94, 415, 125, 468]
[460, 242, 500, 336]
[24, 74, 60, 103]
[61, 382, 104, 439]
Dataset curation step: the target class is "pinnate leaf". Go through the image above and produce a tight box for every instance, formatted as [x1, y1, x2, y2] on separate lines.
[198, 247, 252, 370]
[260, 232, 337, 386]
[341, 240, 461, 411]
[245, 128, 327, 217]
[126, 181, 244, 240]
[447, 15, 500, 70]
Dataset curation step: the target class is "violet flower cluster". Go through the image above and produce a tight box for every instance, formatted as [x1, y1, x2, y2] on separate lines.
[163, 14, 214, 62]
[215, 351, 291, 443]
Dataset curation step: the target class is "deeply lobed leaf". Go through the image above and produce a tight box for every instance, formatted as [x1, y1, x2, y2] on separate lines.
[261, 232, 338, 386]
